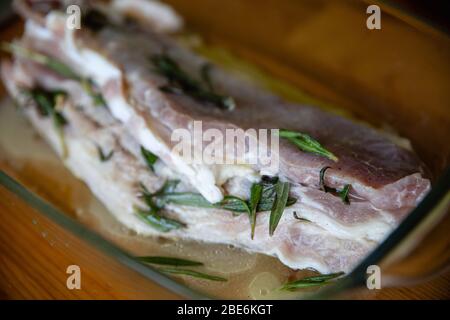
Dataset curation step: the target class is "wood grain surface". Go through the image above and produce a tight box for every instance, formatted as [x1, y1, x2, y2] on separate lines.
[0, 0, 449, 300]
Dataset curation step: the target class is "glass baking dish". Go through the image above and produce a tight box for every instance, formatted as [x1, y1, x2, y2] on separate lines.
[0, 0, 449, 299]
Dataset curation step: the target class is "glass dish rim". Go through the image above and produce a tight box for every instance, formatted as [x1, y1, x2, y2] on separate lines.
[1, 166, 449, 299]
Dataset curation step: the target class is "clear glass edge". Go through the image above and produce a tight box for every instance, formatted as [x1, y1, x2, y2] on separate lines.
[1, 166, 449, 299]
[0, 170, 208, 300]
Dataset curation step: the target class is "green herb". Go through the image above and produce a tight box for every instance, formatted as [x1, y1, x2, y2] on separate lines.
[154, 192, 215, 209]
[159, 267, 227, 282]
[141, 146, 158, 172]
[135, 206, 185, 232]
[319, 166, 333, 193]
[151, 53, 235, 110]
[139, 183, 157, 209]
[216, 195, 250, 214]
[140, 181, 202, 210]
[269, 181, 291, 236]
[137, 253, 226, 282]
[81, 78, 107, 107]
[137, 181, 185, 232]
[293, 211, 311, 222]
[142, 177, 296, 239]
[338, 184, 351, 204]
[257, 176, 297, 211]
[319, 167, 351, 204]
[26, 88, 68, 157]
[137, 256, 203, 267]
[97, 145, 114, 162]
[279, 129, 338, 162]
[2, 43, 81, 81]
[249, 183, 263, 239]
[280, 272, 344, 291]
[145, 181, 248, 212]
[3, 43, 107, 107]
[158, 180, 180, 194]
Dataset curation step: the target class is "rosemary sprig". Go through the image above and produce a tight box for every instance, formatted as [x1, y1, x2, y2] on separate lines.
[216, 195, 250, 214]
[159, 267, 227, 282]
[338, 184, 351, 204]
[81, 78, 107, 107]
[135, 206, 185, 232]
[141, 146, 158, 172]
[319, 166, 333, 192]
[2, 43, 81, 81]
[269, 181, 291, 236]
[137, 181, 185, 232]
[249, 183, 263, 239]
[97, 145, 114, 162]
[280, 272, 344, 291]
[137, 254, 226, 282]
[319, 167, 351, 204]
[26, 88, 68, 157]
[151, 53, 235, 110]
[137, 256, 203, 267]
[150, 179, 296, 216]
[142, 177, 296, 238]
[154, 192, 215, 209]
[257, 176, 297, 211]
[3, 43, 107, 107]
[279, 129, 338, 162]
[293, 211, 311, 222]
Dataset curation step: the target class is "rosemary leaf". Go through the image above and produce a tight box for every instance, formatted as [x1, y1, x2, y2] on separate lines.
[159, 267, 227, 282]
[279, 129, 338, 162]
[3, 43, 107, 107]
[81, 78, 107, 107]
[280, 272, 344, 291]
[158, 180, 180, 194]
[141, 146, 158, 172]
[215, 195, 250, 214]
[135, 207, 185, 232]
[319, 166, 333, 192]
[154, 192, 215, 209]
[257, 176, 297, 211]
[97, 145, 114, 162]
[2, 43, 81, 81]
[137, 256, 203, 267]
[296, 272, 345, 282]
[293, 211, 311, 222]
[151, 53, 235, 110]
[319, 167, 352, 204]
[338, 184, 351, 204]
[249, 183, 263, 239]
[26, 88, 69, 158]
[269, 181, 291, 236]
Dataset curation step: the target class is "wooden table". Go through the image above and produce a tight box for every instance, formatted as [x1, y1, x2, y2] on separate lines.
[1, 0, 449, 299]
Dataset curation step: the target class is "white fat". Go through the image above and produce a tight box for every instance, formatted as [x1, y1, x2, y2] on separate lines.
[213, 164, 259, 186]
[111, 0, 183, 32]
[284, 202, 390, 243]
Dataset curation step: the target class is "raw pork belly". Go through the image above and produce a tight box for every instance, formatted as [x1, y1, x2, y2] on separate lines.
[1, 0, 430, 273]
